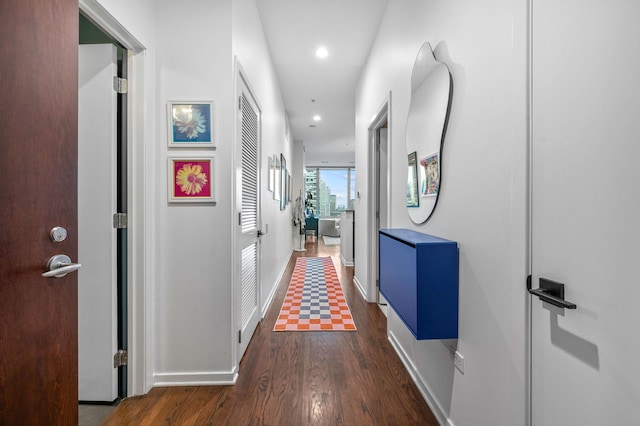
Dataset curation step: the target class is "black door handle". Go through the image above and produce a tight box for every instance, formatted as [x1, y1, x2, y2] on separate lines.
[528, 277, 577, 309]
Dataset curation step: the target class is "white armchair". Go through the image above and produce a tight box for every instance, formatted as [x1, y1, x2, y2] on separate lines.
[318, 218, 341, 237]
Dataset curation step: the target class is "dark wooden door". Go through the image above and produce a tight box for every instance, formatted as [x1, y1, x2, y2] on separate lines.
[0, 0, 79, 424]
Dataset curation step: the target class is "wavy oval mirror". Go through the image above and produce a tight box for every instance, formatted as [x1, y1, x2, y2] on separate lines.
[405, 42, 451, 224]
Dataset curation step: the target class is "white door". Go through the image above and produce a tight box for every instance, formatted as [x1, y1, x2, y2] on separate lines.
[236, 70, 262, 361]
[78, 44, 118, 402]
[530, 1, 640, 423]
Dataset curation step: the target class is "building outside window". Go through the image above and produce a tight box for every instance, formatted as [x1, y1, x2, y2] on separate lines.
[305, 167, 355, 218]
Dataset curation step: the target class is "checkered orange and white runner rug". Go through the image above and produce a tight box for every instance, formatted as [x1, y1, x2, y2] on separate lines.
[273, 257, 356, 331]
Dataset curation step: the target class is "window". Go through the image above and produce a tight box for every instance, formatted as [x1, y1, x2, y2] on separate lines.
[305, 167, 355, 217]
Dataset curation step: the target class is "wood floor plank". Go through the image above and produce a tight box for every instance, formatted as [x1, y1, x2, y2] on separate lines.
[102, 239, 438, 425]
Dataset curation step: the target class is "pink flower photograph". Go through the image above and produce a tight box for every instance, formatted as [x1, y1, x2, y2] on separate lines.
[169, 157, 215, 203]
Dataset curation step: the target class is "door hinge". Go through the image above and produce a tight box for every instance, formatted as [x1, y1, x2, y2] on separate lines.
[239, 96, 242, 110]
[113, 212, 128, 229]
[113, 76, 128, 94]
[238, 330, 242, 344]
[113, 349, 128, 368]
[239, 212, 242, 226]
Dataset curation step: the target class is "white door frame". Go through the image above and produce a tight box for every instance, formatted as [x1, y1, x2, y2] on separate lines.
[366, 93, 392, 303]
[79, 0, 150, 396]
[525, 1, 533, 422]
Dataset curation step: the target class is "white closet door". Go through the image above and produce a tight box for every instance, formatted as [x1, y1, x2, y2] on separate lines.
[237, 70, 262, 362]
[530, 1, 640, 423]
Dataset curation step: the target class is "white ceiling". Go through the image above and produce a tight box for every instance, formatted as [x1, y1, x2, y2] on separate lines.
[255, 0, 389, 158]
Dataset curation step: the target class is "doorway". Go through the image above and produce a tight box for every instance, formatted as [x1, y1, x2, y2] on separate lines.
[368, 95, 391, 309]
[79, 1, 148, 400]
[0, 2, 145, 422]
[78, 12, 128, 404]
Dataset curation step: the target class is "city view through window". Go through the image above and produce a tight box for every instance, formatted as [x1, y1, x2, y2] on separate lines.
[305, 168, 356, 218]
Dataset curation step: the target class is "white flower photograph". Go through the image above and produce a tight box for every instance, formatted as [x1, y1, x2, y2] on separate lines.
[167, 101, 215, 147]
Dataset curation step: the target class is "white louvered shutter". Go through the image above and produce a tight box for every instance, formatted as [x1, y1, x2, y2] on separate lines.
[239, 92, 259, 336]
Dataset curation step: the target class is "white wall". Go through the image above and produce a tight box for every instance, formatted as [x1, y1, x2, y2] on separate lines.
[355, 0, 528, 424]
[92, 0, 294, 391]
[89, 0, 156, 44]
[305, 150, 355, 168]
[232, 0, 294, 317]
[153, 0, 236, 384]
[151, 0, 293, 384]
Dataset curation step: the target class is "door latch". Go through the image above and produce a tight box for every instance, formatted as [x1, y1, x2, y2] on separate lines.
[528, 276, 577, 309]
[42, 255, 82, 278]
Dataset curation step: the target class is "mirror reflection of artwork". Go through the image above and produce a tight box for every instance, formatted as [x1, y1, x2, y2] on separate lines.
[405, 42, 451, 224]
[407, 151, 419, 207]
[420, 153, 439, 197]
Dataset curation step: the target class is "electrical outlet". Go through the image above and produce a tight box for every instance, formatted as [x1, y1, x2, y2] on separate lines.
[454, 351, 464, 374]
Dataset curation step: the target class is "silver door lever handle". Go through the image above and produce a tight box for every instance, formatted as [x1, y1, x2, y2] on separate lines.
[42, 254, 82, 278]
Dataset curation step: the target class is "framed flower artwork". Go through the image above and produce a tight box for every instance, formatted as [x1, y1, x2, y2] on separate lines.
[273, 156, 281, 201]
[280, 154, 287, 211]
[167, 101, 215, 148]
[168, 156, 216, 203]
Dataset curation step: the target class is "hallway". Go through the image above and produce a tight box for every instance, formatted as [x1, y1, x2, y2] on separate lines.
[101, 239, 437, 425]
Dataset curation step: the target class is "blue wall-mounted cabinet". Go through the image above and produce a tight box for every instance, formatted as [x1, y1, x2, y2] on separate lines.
[379, 229, 459, 340]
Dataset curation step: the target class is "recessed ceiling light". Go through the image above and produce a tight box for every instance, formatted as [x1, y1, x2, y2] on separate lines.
[315, 47, 328, 59]
[313, 115, 322, 122]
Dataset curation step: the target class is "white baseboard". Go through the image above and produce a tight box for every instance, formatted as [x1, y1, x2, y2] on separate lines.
[353, 275, 367, 301]
[153, 368, 238, 387]
[340, 253, 354, 267]
[387, 330, 453, 426]
[261, 252, 292, 318]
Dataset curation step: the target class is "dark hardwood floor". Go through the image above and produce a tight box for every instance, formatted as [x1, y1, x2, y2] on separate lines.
[102, 238, 438, 425]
